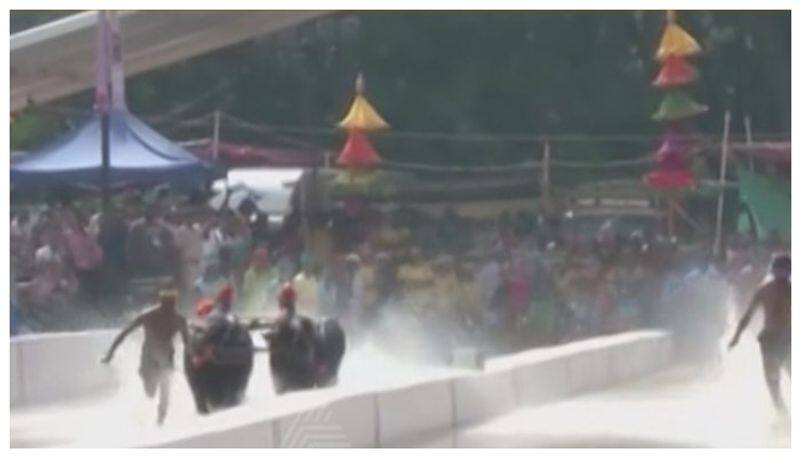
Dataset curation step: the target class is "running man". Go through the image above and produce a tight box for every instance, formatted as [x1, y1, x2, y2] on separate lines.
[729, 253, 791, 414]
[101, 289, 189, 425]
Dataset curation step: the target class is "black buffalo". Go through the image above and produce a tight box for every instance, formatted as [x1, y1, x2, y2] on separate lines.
[185, 315, 254, 414]
[265, 316, 346, 394]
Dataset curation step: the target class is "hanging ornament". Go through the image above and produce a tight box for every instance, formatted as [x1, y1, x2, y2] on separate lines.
[654, 128, 692, 166]
[655, 11, 701, 61]
[644, 168, 695, 189]
[652, 90, 708, 121]
[655, 145, 689, 171]
[644, 10, 702, 194]
[338, 73, 389, 131]
[653, 55, 698, 88]
[337, 128, 382, 168]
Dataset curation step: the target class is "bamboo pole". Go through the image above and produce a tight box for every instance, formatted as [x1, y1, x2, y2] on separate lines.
[671, 198, 699, 230]
[744, 114, 754, 170]
[212, 110, 221, 160]
[540, 139, 551, 211]
[667, 198, 676, 239]
[713, 110, 731, 258]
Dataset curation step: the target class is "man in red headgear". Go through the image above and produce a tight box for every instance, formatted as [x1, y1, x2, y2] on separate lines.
[216, 283, 235, 314]
[195, 297, 215, 319]
[189, 284, 236, 367]
[186, 283, 255, 414]
[278, 282, 298, 319]
[261, 282, 319, 393]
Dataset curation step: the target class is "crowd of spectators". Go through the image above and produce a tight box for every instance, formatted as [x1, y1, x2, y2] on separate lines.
[10, 194, 788, 365]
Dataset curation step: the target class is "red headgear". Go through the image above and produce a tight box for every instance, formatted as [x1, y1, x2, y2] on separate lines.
[278, 283, 297, 309]
[216, 284, 234, 309]
[195, 297, 214, 318]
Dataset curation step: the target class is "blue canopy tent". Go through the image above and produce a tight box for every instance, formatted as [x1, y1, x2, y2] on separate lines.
[11, 110, 218, 192]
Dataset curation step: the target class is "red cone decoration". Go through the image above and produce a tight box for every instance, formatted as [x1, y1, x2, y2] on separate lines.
[654, 129, 691, 169]
[337, 129, 382, 168]
[644, 169, 695, 188]
[646, 128, 696, 189]
[653, 55, 698, 88]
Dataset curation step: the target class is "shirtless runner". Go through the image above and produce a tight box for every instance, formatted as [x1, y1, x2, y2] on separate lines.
[101, 289, 189, 425]
[729, 254, 791, 414]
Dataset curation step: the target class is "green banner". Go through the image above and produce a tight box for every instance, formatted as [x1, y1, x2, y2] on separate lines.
[736, 166, 790, 241]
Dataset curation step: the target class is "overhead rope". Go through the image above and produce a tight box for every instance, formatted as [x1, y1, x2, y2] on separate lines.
[219, 111, 786, 145]
[23, 106, 787, 146]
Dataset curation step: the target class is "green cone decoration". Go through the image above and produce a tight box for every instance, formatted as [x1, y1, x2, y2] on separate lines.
[651, 89, 708, 122]
[334, 168, 380, 195]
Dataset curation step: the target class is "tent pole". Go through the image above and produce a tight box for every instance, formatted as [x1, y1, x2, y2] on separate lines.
[101, 110, 111, 211]
[713, 110, 731, 258]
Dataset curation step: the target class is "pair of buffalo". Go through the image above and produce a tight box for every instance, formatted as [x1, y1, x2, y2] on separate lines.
[184, 314, 346, 414]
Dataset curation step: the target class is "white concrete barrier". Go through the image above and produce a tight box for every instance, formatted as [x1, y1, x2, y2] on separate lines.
[277, 392, 379, 448]
[10, 341, 23, 407]
[11, 330, 119, 407]
[657, 334, 673, 366]
[567, 347, 612, 393]
[146, 417, 277, 448]
[608, 332, 661, 381]
[452, 369, 516, 426]
[511, 356, 571, 406]
[11, 330, 673, 447]
[377, 380, 453, 446]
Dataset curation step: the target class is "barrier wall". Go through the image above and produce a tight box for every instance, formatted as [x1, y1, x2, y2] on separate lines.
[453, 369, 516, 426]
[146, 417, 277, 448]
[278, 392, 379, 447]
[378, 380, 453, 445]
[10, 330, 119, 407]
[11, 329, 672, 447]
[150, 330, 673, 448]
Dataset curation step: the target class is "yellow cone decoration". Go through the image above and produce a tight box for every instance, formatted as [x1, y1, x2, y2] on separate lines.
[338, 73, 389, 130]
[655, 11, 701, 61]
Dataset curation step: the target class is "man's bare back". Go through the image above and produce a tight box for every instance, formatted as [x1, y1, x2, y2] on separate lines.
[138, 305, 188, 364]
[101, 291, 188, 424]
[729, 254, 791, 414]
[753, 280, 791, 335]
[102, 304, 188, 365]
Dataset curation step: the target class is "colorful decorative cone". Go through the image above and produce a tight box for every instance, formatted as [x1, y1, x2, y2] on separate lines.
[655, 147, 689, 171]
[334, 169, 383, 198]
[655, 11, 701, 61]
[337, 129, 382, 168]
[653, 55, 698, 88]
[335, 169, 378, 184]
[338, 73, 389, 131]
[644, 169, 695, 189]
[652, 90, 708, 121]
[654, 129, 691, 166]
[644, 10, 701, 197]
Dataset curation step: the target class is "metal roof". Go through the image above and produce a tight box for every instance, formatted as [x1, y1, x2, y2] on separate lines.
[10, 10, 329, 112]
